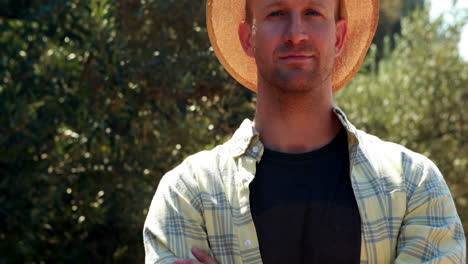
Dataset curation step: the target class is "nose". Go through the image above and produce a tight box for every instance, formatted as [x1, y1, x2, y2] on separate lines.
[284, 12, 308, 45]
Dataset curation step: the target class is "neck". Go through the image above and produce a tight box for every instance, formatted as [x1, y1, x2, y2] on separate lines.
[253, 79, 342, 154]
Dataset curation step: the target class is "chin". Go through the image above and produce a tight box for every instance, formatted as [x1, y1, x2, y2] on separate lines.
[271, 70, 322, 93]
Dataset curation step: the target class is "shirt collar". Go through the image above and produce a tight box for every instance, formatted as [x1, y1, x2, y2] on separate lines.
[333, 106, 359, 145]
[226, 106, 359, 162]
[226, 119, 263, 161]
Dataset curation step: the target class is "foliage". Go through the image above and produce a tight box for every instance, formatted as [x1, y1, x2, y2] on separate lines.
[373, 0, 426, 59]
[0, 0, 466, 263]
[0, 0, 253, 263]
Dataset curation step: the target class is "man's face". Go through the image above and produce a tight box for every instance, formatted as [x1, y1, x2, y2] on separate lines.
[244, 0, 344, 93]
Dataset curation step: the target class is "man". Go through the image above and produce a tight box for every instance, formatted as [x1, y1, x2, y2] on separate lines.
[143, 0, 466, 263]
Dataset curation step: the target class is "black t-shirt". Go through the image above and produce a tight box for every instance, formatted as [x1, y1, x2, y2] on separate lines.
[249, 128, 361, 264]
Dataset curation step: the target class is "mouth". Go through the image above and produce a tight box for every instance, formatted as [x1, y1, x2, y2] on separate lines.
[279, 54, 314, 61]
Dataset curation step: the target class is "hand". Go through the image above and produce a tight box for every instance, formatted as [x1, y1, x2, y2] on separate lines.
[173, 247, 218, 264]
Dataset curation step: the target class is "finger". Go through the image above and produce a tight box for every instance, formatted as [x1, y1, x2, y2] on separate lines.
[174, 258, 200, 264]
[191, 247, 217, 264]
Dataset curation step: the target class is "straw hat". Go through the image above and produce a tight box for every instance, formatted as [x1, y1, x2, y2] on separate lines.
[206, 0, 379, 93]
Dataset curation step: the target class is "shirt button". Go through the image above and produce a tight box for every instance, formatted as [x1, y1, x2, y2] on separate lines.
[252, 146, 258, 153]
[244, 240, 252, 247]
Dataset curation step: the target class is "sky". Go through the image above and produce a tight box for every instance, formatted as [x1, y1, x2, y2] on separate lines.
[429, 0, 468, 60]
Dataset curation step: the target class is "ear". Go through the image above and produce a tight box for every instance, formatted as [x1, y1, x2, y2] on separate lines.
[334, 19, 347, 57]
[239, 21, 255, 58]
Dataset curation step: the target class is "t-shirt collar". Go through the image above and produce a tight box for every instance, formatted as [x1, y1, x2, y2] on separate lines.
[227, 106, 359, 162]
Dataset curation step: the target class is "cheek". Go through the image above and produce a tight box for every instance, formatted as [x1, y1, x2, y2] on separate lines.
[256, 23, 283, 42]
[311, 25, 336, 53]
[253, 26, 281, 55]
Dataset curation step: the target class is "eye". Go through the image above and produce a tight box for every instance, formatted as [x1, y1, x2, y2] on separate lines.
[268, 10, 285, 18]
[305, 10, 321, 16]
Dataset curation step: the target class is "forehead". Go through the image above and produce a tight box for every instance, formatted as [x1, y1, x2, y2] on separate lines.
[253, 0, 335, 8]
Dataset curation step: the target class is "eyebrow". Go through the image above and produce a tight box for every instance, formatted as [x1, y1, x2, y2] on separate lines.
[263, 0, 327, 9]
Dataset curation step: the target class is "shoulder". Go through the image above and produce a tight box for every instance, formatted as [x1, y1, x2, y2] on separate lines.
[354, 128, 438, 168]
[352, 129, 445, 195]
[157, 141, 235, 195]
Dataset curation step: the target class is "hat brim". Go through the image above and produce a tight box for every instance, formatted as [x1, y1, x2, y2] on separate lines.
[207, 0, 379, 93]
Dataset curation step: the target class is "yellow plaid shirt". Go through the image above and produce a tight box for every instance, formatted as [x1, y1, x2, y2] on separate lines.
[143, 107, 466, 264]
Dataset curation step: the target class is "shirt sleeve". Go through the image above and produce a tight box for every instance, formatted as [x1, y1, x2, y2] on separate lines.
[394, 159, 466, 263]
[143, 163, 213, 264]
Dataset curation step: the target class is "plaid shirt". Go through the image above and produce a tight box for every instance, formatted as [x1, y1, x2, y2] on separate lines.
[143, 107, 466, 264]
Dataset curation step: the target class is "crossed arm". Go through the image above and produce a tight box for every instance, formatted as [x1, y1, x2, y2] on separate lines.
[143, 164, 221, 264]
[393, 160, 466, 263]
[173, 247, 217, 264]
[144, 155, 466, 263]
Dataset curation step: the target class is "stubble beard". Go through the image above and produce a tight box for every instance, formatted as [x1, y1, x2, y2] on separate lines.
[256, 47, 335, 95]
[258, 57, 334, 95]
